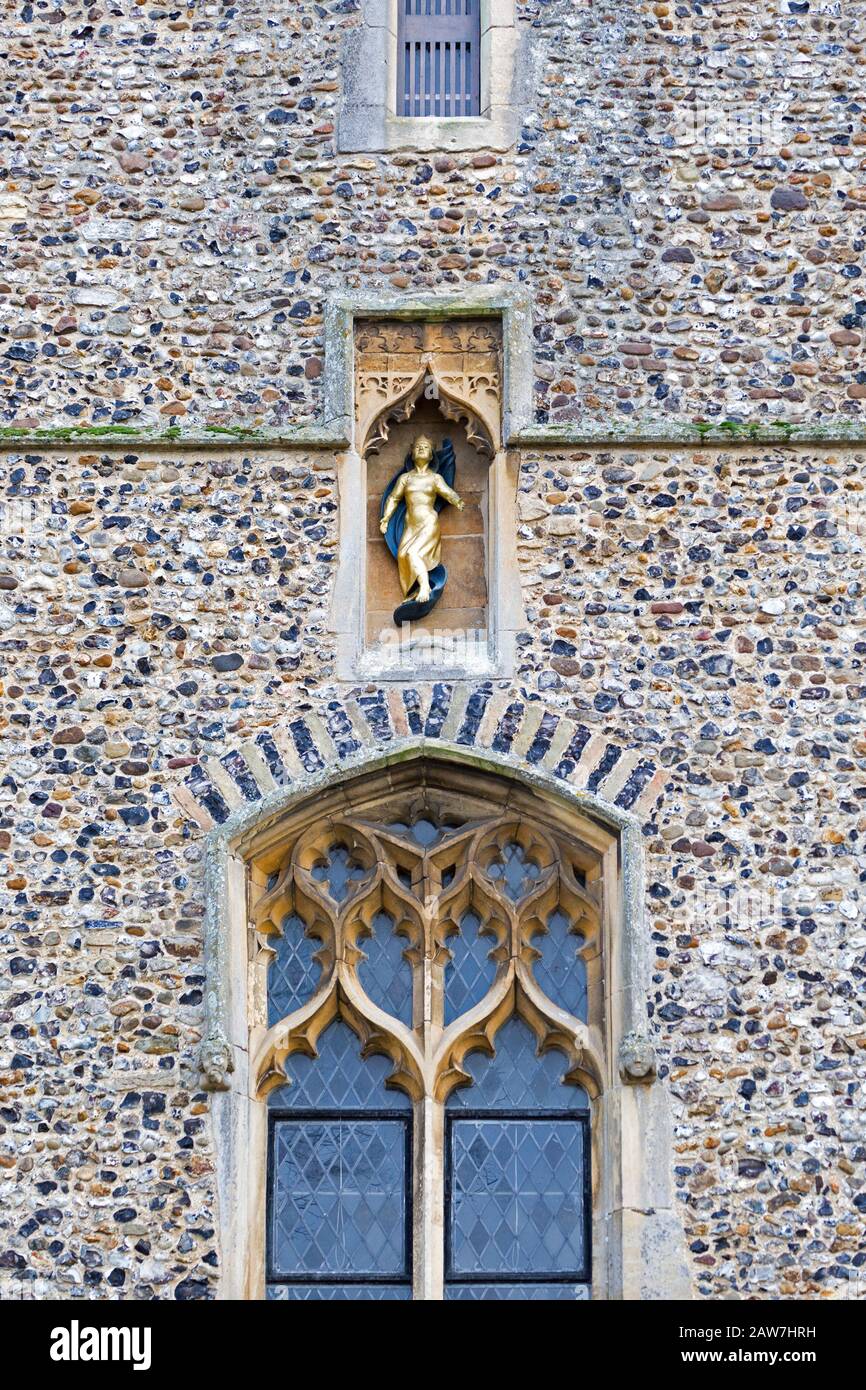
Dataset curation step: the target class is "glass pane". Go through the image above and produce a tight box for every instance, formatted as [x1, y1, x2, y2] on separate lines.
[485, 841, 542, 900]
[446, 1284, 588, 1300]
[311, 844, 370, 901]
[268, 913, 322, 1026]
[387, 816, 444, 847]
[358, 910, 413, 1026]
[446, 1016, 587, 1110]
[445, 909, 496, 1024]
[532, 909, 588, 1023]
[267, 1284, 411, 1300]
[267, 1020, 410, 1110]
[448, 1118, 587, 1279]
[270, 1118, 408, 1278]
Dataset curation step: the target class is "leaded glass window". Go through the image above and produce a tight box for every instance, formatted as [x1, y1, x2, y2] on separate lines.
[445, 1017, 590, 1299]
[266, 1023, 411, 1300]
[255, 785, 603, 1301]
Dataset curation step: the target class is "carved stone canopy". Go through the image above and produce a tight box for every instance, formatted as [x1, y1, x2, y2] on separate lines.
[355, 318, 502, 458]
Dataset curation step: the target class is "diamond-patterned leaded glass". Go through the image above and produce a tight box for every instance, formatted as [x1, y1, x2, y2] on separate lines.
[267, 1020, 410, 1110]
[445, 910, 497, 1024]
[446, 1283, 588, 1300]
[447, 1016, 587, 1110]
[267, 1284, 411, 1300]
[532, 909, 588, 1022]
[358, 910, 413, 1026]
[268, 914, 322, 1026]
[269, 1118, 409, 1280]
[447, 1118, 588, 1280]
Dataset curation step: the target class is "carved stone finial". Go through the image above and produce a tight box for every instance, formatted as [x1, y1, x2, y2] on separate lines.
[619, 1030, 656, 1085]
[200, 1032, 234, 1092]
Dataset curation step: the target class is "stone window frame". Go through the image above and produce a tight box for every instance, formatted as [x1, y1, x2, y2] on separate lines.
[199, 741, 692, 1301]
[338, 0, 525, 154]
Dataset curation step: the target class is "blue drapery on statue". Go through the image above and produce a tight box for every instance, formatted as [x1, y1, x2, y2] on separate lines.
[380, 437, 457, 626]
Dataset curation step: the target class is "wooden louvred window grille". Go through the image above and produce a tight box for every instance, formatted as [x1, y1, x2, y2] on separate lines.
[398, 0, 482, 118]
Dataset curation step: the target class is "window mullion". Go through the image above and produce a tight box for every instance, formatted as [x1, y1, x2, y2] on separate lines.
[414, 880, 446, 1300]
[414, 1094, 446, 1300]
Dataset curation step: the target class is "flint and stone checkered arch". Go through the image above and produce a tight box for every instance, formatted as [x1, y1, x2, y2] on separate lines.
[398, 0, 482, 118]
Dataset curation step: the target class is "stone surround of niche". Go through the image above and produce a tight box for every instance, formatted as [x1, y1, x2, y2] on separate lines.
[330, 314, 524, 682]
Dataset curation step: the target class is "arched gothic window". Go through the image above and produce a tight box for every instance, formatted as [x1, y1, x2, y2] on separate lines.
[254, 783, 601, 1301]
[203, 746, 689, 1300]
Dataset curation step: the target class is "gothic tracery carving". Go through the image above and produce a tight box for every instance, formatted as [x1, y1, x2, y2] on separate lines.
[251, 790, 604, 1105]
[355, 318, 502, 457]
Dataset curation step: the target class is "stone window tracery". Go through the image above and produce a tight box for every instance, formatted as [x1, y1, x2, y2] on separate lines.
[253, 785, 603, 1300]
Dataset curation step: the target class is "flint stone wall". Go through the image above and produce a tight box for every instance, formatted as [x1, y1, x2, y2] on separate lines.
[1, 0, 865, 435]
[0, 441, 863, 1299]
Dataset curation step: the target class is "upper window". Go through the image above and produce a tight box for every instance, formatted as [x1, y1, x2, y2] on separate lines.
[337, 1, 523, 154]
[398, 0, 481, 118]
[255, 781, 602, 1301]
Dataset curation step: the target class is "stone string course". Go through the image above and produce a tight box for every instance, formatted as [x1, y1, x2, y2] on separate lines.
[1, 0, 865, 434]
[0, 441, 864, 1300]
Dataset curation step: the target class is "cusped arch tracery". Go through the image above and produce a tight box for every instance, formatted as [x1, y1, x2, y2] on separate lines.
[251, 777, 607, 1108]
[355, 317, 502, 458]
[358, 366, 498, 459]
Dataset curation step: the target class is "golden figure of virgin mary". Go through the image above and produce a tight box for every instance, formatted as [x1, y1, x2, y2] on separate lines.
[379, 434, 464, 624]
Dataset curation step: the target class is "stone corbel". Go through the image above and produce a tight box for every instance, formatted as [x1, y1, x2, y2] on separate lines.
[200, 1027, 234, 1092]
[618, 1029, 657, 1085]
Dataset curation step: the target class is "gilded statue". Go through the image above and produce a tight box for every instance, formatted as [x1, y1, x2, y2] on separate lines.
[379, 434, 464, 625]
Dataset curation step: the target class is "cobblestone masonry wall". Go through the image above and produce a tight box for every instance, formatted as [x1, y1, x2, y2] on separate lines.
[1, 0, 865, 434]
[0, 441, 864, 1299]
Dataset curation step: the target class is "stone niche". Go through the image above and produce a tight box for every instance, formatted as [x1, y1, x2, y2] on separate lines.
[337, 315, 521, 681]
[365, 400, 489, 650]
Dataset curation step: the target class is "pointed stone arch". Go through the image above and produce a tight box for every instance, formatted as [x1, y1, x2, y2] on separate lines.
[357, 360, 499, 461]
[200, 740, 691, 1301]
